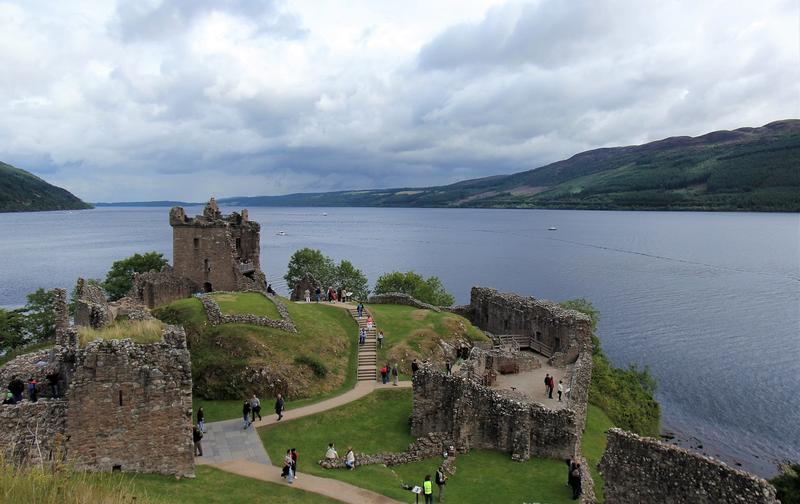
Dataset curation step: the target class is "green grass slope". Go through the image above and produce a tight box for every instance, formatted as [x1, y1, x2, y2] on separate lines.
[0, 161, 92, 212]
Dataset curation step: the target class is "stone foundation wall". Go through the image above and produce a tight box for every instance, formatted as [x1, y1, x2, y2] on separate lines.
[411, 367, 579, 461]
[319, 432, 458, 469]
[65, 326, 194, 476]
[599, 428, 779, 504]
[199, 292, 297, 332]
[0, 400, 67, 465]
[368, 293, 442, 312]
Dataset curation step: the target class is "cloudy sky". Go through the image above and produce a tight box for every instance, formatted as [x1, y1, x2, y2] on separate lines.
[1, 0, 797, 202]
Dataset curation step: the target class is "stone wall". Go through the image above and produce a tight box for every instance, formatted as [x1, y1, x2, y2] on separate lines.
[290, 272, 321, 302]
[0, 400, 67, 465]
[599, 428, 779, 504]
[74, 278, 112, 329]
[319, 432, 458, 469]
[131, 265, 197, 309]
[367, 293, 442, 312]
[65, 325, 194, 476]
[411, 366, 579, 461]
[170, 198, 266, 293]
[199, 292, 297, 333]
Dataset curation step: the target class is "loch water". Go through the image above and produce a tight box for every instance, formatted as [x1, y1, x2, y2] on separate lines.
[0, 206, 797, 476]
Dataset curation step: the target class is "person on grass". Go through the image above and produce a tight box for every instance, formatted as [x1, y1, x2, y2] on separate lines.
[345, 447, 355, 470]
[325, 443, 338, 460]
[423, 474, 434, 504]
[435, 466, 447, 502]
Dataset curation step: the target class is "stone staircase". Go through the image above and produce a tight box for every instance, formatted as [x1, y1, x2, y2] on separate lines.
[348, 306, 378, 382]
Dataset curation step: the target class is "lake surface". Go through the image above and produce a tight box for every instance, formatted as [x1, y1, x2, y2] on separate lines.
[1, 206, 798, 476]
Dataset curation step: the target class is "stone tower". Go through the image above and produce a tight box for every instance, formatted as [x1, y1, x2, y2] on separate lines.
[169, 198, 267, 293]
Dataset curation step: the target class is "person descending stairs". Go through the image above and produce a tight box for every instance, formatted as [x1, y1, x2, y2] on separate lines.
[348, 306, 379, 382]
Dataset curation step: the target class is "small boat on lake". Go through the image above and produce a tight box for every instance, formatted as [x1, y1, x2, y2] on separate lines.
[548, 226, 558, 231]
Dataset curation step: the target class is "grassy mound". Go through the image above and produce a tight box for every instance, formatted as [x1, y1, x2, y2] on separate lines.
[367, 304, 487, 375]
[260, 388, 576, 503]
[583, 405, 616, 501]
[154, 298, 357, 402]
[78, 319, 164, 347]
[210, 292, 281, 319]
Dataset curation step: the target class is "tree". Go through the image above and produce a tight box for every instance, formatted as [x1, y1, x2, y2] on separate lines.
[20, 288, 57, 343]
[0, 308, 27, 350]
[284, 248, 335, 290]
[772, 463, 800, 504]
[103, 252, 168, 301]
[336, 260, 369, 300]
[373, 271, 455, 306]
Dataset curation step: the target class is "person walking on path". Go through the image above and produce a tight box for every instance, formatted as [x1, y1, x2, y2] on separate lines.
[544, 373, 551, 397]
[197, 407, 205, 433]
[282, 449, 294, 483]
[548, 375, 555, 399]
[242, 400, 252, 429]
[411, 359, 419, 375]
[27, 377, 37, 402]
[345, 447, 355, 470]
[315, 287, 321, 303]
[325, 443, 338, 460]
[558, 380, 564, 402]
[290, 448, 298, 478]
[357, 302, 364, 318]
[435, 466, 447, 502]
[569, 463, 582, 499]
[193, 424, 203, 456]
[8, 376, 24, 403]
[250, 394, 262, 422]
[304, 289, 311, 303]
[392, 363, 399, 386]
[377, 330, 384, 349]
[275, 393, 285, 421]
[366, 315, 374, 330]
[359, 328, 366, 346]
[423, 475, 434, 504]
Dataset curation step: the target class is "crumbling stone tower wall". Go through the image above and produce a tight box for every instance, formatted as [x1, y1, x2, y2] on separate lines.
[412, 367, 579, 460]
[170, 198, 266, 293]
[74, 278, 112, 329]
[64, 325, 194, 476]
[131, 266, 197, 309]
[599, 428, 779, 504]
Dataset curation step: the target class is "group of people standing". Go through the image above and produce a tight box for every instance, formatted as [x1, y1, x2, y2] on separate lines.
[379, 363, 398, 385]
[281, 447, 299, 483]
[303, 287, 353, 303]
[3, 370, 61, 405]
[544, 373, 565, 402]
[422, 466, 448, 503]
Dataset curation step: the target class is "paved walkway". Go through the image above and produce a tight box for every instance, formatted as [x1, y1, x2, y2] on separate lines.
[198, 417, 270, 465]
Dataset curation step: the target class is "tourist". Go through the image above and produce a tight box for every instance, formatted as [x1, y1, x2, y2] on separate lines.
[242, 400, 251, 429]
[435, 466, 447, 502]
[46, 365, 60, 398]
[291, 447, 298, 477]
[2, 391, 14, 405]
[569, 462, 582, 499]
[558, 380, 564, 402]
[304, 288, 311, 303]
[366, 316, 374, 330]
[315, 287, 321, 303]
[27, 377, 37, 402]
[357, 302, 364, 318]
[544, 373, 551, 397]
[548, 375, 555, 399]
[565, 459, 576, 486]
[392, 363, 399, 386]
[8, 376, 24, 403]
[380, 365, 388, 384]
[275, 393, 285, 421]
[359, 327, 366, 346]
[445, 360, 452, 375]
[283, 449, 294, 483]
[193, 424, 203, 456]
[377, 330, 384, 349]
[423, 474, 434, 504]
[197, 407, 205, 432]
[267, 284, 276, 295]
[345, 447, 355, 470]
[325, 442, 338, 460]
[251, 394, 262, 422]
[411, 359, 419, 375]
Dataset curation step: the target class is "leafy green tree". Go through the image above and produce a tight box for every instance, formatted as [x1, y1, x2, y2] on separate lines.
[284, 248, 335, 289]
[20, 288, 56, 343]
[336, 260, 369, 300]
[0, 308, 27, 350]
[772, 463, 800, 504]
[103, 252, 168, 301]
[373, 271, 455, 306]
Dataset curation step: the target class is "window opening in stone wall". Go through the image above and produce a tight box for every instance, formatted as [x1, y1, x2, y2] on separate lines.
[504, 319, 509, 330]
[536, 331, 542, 341]
[193, 237, 199, 249]
[118, 390, 123, 406]
[203, 282, 213, 293]
[204, 258, 210, 272]
[554, 336, 561, 350]
[236, 237, 241, 253]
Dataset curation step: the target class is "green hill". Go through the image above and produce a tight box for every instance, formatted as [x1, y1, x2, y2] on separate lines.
[0, 161, 92, 212]
[218, 119, 800, 212]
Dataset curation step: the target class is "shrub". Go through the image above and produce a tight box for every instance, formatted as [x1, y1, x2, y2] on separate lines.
[373, 271, 455, 306]
[294, 355, 328, 378]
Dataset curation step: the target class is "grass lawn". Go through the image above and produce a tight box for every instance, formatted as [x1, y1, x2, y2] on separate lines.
[260, 388, 575, 504]
[210, 292, 281, 319]
[78, 319, 164, 346]
[582, 404, 615, 502]
[89, 465, 339, 503]
[367, 304, 487, 376]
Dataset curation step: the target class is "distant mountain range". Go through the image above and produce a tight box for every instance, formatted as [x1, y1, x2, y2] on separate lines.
[0, 162, 91, 212]
[86, 119, 800, 213]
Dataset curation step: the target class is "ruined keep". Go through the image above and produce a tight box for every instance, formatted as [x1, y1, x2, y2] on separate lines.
[131, 265, 197, 309]
[170, 198, 266, 293]
[0, 289, 195, 477]
[600, 429, 779, 504]
[412, 287, 594, 463]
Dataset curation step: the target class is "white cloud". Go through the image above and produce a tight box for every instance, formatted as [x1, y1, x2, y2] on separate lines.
[0, 0, 796, 201]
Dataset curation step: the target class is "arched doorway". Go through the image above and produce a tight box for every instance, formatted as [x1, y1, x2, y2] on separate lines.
[203, 282, 213, 293]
